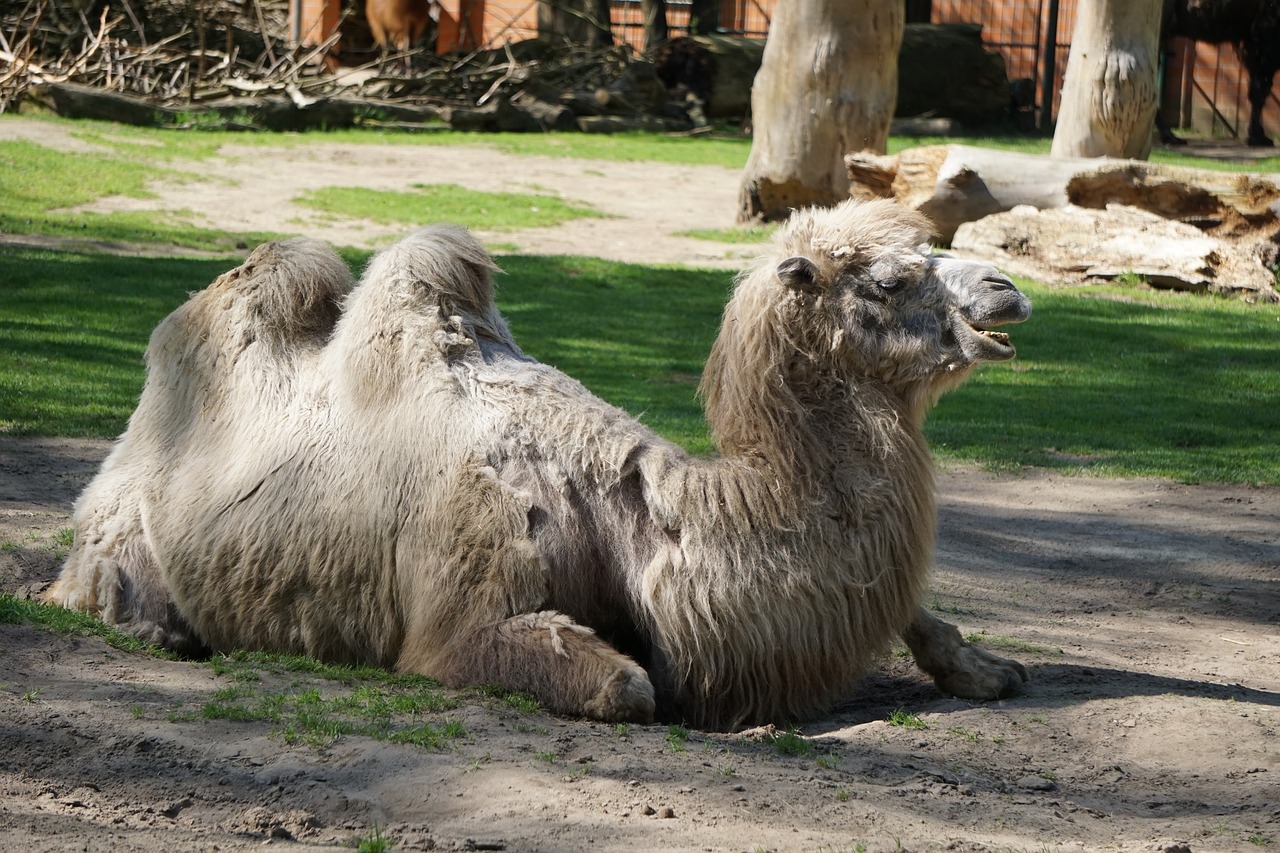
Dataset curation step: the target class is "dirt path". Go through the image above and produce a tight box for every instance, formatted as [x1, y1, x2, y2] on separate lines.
[2, 118, 1278, 852]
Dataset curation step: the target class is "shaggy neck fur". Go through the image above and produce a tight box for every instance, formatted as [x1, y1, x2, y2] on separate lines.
[637, 253, 939, 728]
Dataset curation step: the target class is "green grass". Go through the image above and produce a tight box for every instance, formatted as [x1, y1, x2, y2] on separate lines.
[886, 708, 929, 730]
[0, 592, 175, 656]
[0, 138, 278, 251]
[929, 280, 1280, 484]
[765, 728, 814, 756]
[296, 183, 603, 230]
[679, 224, 777, 244]
[4, 119, 1279, 483]
[5, 246, 1278, 483]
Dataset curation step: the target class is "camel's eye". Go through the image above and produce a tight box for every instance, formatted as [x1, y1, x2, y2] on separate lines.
[876, 278, 901, 291]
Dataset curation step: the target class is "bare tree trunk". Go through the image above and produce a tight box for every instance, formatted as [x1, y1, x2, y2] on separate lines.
[737, 0, 903, 222]
[641, 0, 668, 51]
[1051, 0, 1162, 159]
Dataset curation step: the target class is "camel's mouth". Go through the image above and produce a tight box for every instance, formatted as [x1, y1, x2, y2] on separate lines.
[975, 328, 1011, 345]
[964, 322, 1016, 358]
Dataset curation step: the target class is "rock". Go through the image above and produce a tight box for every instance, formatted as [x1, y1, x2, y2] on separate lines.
[1015, 774, 1057, 792]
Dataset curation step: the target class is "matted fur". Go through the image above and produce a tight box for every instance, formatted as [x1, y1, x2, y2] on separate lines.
[47, 201, 1031, 731]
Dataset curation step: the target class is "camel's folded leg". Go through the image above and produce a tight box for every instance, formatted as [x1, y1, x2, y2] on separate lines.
[902, 606, 1028, 700]
[408, 610, 656, 724]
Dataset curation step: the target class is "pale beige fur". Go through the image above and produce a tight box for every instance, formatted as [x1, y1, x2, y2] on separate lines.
[47, 199, 1030, 731]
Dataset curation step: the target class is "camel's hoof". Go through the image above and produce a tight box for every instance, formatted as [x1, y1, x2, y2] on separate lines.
[584, 664, 656, 723]
[934, 644, 1028, 701]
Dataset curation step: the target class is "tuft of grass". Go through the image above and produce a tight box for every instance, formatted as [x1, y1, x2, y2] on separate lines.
[766, 728, 814, 757]
[295, 183, 604, 231]
[466, 684, 542, 715]
[356, 824, 395, 853]
[886, 708, 929, 730]
[665, 724, 691, 752]
[965, 632, 1061, 657]
[0, 592, 175, 657]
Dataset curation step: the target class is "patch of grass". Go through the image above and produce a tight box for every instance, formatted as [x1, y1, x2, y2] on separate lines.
[295, 183, 604, 231]
[0, 139, 277, 252]
[6, 239, 1280, 484]
[965, 632, 1061, 657]
[816, 753, 840, 770]
[0, 592, 175, 657]
[766, 728, 814, 757]
[189, 673, 466, 750]
[665, 724, 691, 752]
[533, 750, 558, 763]
[466, 684, 542, 715]
[947, 726, 982, 743]
[886, 708, 928, 730]
[679, 224, 776, 244]
[927, 279, 1280, 485]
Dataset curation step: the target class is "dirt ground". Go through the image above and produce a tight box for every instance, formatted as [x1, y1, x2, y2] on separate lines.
[1, 117, 1278, 852]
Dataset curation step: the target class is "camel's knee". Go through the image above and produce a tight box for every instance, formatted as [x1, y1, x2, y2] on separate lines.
[422, 611, 655, 724]
[902, 605, 1027, 701]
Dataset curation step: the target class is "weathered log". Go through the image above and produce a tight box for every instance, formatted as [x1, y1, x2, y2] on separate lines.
[846, 144, 1280, 243]
[952, 204, 1279, 301]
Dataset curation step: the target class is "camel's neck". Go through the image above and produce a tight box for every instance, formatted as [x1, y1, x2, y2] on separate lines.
[709, 368, 934, 515]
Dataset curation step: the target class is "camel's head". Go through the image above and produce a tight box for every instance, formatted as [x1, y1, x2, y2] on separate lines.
[769, 198, 1031, 405]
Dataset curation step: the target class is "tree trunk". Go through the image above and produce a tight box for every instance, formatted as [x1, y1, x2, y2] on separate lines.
[641, 0, 668, 51]
[738, 0, 904, 222]
[1050, 0, 1162, 159]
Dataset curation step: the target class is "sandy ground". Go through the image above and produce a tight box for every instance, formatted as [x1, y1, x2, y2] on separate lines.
[1, 117, 1278, 852]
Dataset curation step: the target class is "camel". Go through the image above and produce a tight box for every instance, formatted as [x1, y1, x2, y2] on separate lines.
[45, 199, 1031, 731]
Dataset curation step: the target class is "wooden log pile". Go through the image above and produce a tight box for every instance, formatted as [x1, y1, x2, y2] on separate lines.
[847, 144, 1280, 301]
[1, 0, 709, 133]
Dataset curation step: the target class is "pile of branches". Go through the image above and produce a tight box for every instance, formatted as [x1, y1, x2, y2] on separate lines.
[1, 0, 706, 133]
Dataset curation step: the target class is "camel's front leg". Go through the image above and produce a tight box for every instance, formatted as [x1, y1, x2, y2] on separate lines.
[415, 611, 656, 723]
[902, 606, 1028, 700]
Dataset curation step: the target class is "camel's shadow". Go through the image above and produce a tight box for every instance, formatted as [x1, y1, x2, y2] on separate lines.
[810, 661, 1280, 734]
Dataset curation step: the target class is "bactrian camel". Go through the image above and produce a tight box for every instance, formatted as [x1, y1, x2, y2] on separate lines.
[46, 198, 1031, 731]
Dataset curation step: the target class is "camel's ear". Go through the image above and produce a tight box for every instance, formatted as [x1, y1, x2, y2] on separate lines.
[777, 256, 821, 292]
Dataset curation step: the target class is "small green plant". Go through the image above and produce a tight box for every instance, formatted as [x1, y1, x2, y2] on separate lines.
[533, 750, 558, 763]
[1113, 270, 1150, 288]
[356, 824, 394, 853]
[766, 728, 814, 757]
[1249, 834, 1273, 847]
[886, 708, 928, 730]
[835, 787, 850, 802]
[716, 764, 736, 778]
[948, 726, 982, 743]
[131, 705, 146, 719]
[816, 754, 839, 770]
[613, 723, 631, 738]
[665, 724, 690, 752]
[21, 687, 44, 702]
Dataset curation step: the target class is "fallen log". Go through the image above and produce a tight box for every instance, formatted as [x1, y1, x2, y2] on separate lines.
[951, 204, 1280, 302]
[846, 144, 1280, 244]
